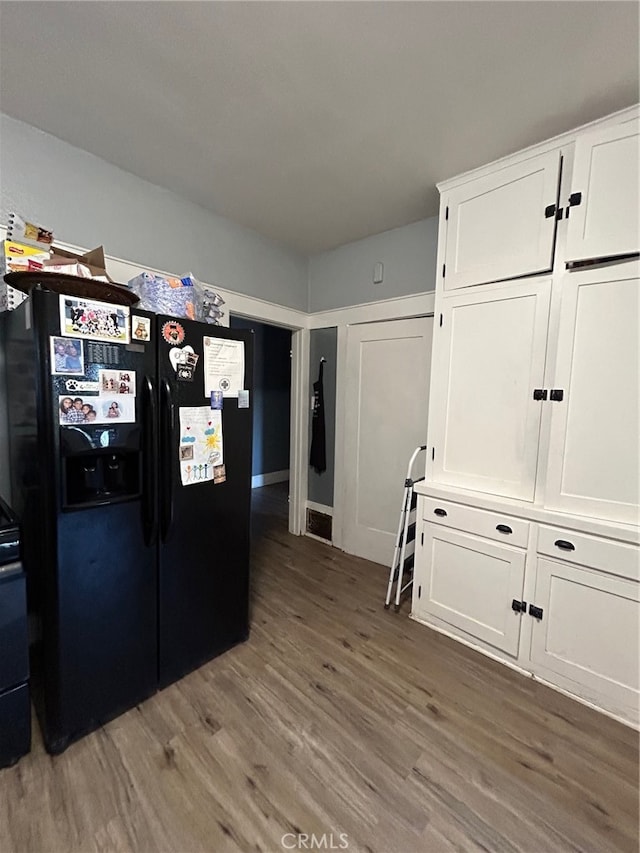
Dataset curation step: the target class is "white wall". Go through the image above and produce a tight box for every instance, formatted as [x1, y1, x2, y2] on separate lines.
[0, 114, 308, 311]
[0, 113, 309, 501]
[0, 115, 441, 504]
[307, 217, 438, 313]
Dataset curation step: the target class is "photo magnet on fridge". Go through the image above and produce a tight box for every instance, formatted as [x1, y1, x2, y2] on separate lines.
[237, 390, 250, 409]
[99, 369, 136, 396]
[50, 336, 85, 375]
[132, 315, 151, 342]
[59, 296, 130, 344]
[58, 394, 135, 425]
[210, 390, 223, 410]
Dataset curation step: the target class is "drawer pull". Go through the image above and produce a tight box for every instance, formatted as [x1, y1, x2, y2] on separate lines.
[433, 508, 447, 517]
[554, 539, 575, 552]
[496, 524, 513, 535]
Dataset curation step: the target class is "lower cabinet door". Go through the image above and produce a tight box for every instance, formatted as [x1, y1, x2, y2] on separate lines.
[529, 557, 639, 724]
[415, 523, 526, 656]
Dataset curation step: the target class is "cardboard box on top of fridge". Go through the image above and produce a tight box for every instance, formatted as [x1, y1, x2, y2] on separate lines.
[1, 243, 121, 312]
[31, 245, 114, 283]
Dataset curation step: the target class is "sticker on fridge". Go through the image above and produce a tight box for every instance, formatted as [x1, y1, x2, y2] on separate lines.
[98, 369, 136, 396]
[50, 336, 85, 375]
[58, 394, 135, 425]
[202, 337, 244, 398]
[178, 406, 223, 486]
[169, 346, 199, 383]
[161, 320, 185, 346]
[64, 379, 100, 393]
[132, 315, 151, 342]
[59, 296, 130, 344]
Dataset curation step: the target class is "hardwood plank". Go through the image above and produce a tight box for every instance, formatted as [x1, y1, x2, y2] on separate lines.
[0, 483, 637, 853]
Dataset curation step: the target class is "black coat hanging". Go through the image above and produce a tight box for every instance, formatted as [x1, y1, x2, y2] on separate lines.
[309, 359, 327, 473]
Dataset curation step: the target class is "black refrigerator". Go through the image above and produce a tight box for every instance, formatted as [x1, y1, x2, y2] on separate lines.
[2, 288, 253, 753]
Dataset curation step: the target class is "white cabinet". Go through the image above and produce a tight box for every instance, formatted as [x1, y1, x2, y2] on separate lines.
[429, 279, 551, 501]
[414, 522, 526, 657]
[416, 106, 640, 726]
[565, 120, 639, 264]
[411, 503, 640, 724]
[544, 267, 639, 524]
[529, 556, 639, 725]
[442, 151, 561, 290]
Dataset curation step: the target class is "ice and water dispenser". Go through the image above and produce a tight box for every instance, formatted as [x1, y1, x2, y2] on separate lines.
[60, 425, 141, 507]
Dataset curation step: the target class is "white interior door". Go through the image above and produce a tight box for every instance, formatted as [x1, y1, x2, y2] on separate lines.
[342, 317, 433, 565]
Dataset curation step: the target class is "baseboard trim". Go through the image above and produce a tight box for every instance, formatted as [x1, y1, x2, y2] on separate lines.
[304, 531, 334, 546]
[306, 500, 333, 517]
[408, 613, 637, 730]
[252, 470, 289, 489]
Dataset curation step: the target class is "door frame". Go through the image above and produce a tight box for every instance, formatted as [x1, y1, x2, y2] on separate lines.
[228, 312, 308, 537]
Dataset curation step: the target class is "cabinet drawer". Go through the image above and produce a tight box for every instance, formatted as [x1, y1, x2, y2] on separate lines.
[422, 497, 530, 549]
[537, 525, 639, 581]
[0, 572, 29, 691]
[0, 683, 31, 768]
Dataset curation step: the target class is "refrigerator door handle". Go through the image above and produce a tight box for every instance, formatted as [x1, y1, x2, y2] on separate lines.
[142, 376, 158, 546]
[160, 378, 174, 543]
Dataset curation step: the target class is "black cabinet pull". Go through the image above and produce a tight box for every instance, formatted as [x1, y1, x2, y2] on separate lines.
[554, 539, 575, 552]
[496, 524, 513, 535]
[434, 508, 447, 517]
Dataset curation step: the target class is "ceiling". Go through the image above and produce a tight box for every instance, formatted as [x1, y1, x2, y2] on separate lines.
[0, 2, 638, 255]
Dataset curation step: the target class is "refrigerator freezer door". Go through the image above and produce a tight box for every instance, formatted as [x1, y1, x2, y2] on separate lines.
[157, 317, 253, 687]
[7, 292, 159, 753]
[51, 500, 157, 750]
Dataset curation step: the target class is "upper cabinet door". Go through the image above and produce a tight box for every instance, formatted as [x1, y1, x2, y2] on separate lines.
[565, 120, 639, 264]
[544, 267, 639, 524]
[443, 151, 561, 290]
[429, 279, 551, 501]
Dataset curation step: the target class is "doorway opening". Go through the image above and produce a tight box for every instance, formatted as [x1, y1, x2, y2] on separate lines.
[229, 316, 293, 539]
[306, 327, 337, 544]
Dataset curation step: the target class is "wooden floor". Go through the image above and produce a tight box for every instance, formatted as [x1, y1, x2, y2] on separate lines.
[1, 483, 638, 853]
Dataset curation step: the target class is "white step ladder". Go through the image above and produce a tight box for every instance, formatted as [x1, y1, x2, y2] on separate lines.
[384, 445, 426, 612]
